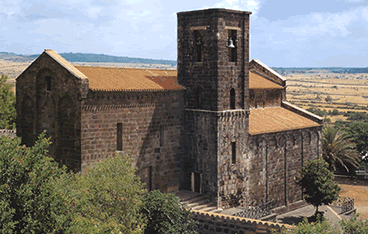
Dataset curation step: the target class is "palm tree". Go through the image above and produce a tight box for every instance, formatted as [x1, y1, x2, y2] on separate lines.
[322, 125, 360, 173]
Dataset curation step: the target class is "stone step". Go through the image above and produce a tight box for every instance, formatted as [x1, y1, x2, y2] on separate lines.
[200, 206, 218, 212]
[183, 195, 210, 204]
[185, 197, 211, 207]
[191, 203, 214, 210]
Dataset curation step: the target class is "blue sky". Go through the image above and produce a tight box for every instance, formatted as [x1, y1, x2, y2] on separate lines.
[1, 0, 368, 67]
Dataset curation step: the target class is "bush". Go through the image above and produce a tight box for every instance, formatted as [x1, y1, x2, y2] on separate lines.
[340, 214, 368, 234]
[142, 190, 198, 234]
[275, 214, 368, 234]
[274, 218, 339, 234]
[59, 152, 147, 233]
[0, 133, 69, 233]
[0, 74, 16, 129]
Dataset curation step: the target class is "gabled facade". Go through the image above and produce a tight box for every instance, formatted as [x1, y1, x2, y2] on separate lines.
[16, 8, 323, 211]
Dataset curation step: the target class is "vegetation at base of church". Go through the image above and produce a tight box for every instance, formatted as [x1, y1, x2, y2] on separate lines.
[296, 157, 340, 215]
[142, 190, 198, 234]
[0, 74, 16, 129]
[322, 125, 360, 173]
[273, 218, 339, 234]
[274, 214, 368, 234]
[58, 152, 147, 234]
[340, 213, 368, 233]
[0, 133, 69, 233]
[1, 133, 197, 233]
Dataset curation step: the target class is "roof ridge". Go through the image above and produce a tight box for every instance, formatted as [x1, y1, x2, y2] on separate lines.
[251, 59, 285, 81]
[44, 50, 87, 80]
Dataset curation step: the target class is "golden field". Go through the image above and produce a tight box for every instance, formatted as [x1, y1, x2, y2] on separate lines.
[285, 73, 368, 122]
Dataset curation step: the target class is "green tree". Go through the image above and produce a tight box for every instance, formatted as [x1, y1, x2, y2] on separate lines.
[344, 121, 368, 155]
[0, 133, 70, 233]
[322, 125, 360, 172]
[296, 157, 340, 216]
[273, 218, 339, 234]
[0, 74, 16, 129]
[60, 152, 147, 234]
[142, 190, 198, 234]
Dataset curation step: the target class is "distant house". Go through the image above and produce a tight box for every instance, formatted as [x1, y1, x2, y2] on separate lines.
[16, 8, 322, 210]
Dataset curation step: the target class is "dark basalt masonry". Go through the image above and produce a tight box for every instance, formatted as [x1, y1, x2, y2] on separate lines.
[16, 8, 322, 211]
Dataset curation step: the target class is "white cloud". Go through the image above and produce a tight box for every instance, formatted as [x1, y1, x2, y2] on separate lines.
[214, 0, 263, 15]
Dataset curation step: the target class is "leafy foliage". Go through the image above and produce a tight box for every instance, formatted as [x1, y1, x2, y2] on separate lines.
[273, 217, 339, 234]
[275, 214, 368, 234]
[142, 190, 198, 234]
[59, 152, 147, 234]
[0, 133, 69, 233]
[322, 125, 360, 173]
[296, 157, 340, 214]
[344, 121, 368, 156]
[0, 74, 16, 129]
[340, 214, 368, 234]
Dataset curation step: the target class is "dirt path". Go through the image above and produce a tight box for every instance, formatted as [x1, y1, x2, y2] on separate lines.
[335, 177, 368, 219]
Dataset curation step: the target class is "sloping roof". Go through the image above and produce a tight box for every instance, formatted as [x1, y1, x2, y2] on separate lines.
[44, 49, 87, 80]
[74, 66, 183, 91]
[249, 107, 320, 135]
[251, 59, 285, 81]
[249, 71, 284, 89]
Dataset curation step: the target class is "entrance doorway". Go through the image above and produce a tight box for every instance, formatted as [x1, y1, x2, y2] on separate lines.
[192, 172, 201, 193]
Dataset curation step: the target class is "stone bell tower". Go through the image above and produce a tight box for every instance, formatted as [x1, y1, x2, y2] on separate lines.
[177, 8, 252, 208]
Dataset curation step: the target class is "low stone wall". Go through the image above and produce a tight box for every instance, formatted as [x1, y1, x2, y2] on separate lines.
[191, 210, 294, 234]
[0, 129, 16, 138]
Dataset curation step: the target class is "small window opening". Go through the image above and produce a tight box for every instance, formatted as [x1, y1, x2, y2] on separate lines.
[194, 30, 203, 62]
[196, 86, 203, 109]
[160, 125, 164, 147]
[117, 123, 122, 151]
[230, 88, 235, 109]
[228, 30, 237, 62]
[46, 76, 51, 91]
[231, 142, 236, 164]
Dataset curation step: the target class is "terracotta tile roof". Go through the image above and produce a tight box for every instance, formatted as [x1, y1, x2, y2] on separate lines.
[249, 71, 284, 89]
[249, 107, 320, 135]
[74, 66, 183, 91]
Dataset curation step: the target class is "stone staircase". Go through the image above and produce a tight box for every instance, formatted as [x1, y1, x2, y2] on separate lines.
[175, 190, 221, 213]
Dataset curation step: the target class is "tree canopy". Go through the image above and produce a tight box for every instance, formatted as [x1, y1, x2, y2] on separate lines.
[296, 157, 340, 215]
[0, 74, 16, 129]
[0, 133, 69, 233]
[142, 190, 198, 234]
[322, 125, 360, 173]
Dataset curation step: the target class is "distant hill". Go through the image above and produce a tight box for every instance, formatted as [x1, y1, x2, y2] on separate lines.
[0, 52, 177, 66]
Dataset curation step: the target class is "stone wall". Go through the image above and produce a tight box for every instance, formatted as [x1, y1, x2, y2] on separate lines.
[249, 60, 286, 101]
[177, 9, 251, 111]
[16, 52, 83, 171]
[217, 110, 249, 209]
[81, 90, 184, 193]
[191, 210, 294, 234]
[249, 89, 282, 109]
[247, 127, 321, 209]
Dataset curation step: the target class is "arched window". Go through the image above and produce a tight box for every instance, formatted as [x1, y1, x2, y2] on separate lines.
[230, 88, 235, 109]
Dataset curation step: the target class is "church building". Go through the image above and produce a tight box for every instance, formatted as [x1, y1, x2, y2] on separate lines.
[16, 8, 322, 210]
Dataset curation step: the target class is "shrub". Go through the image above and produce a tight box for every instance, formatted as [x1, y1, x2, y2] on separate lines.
[142, 190, 198, 234]
[0, 132, 69, 233]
